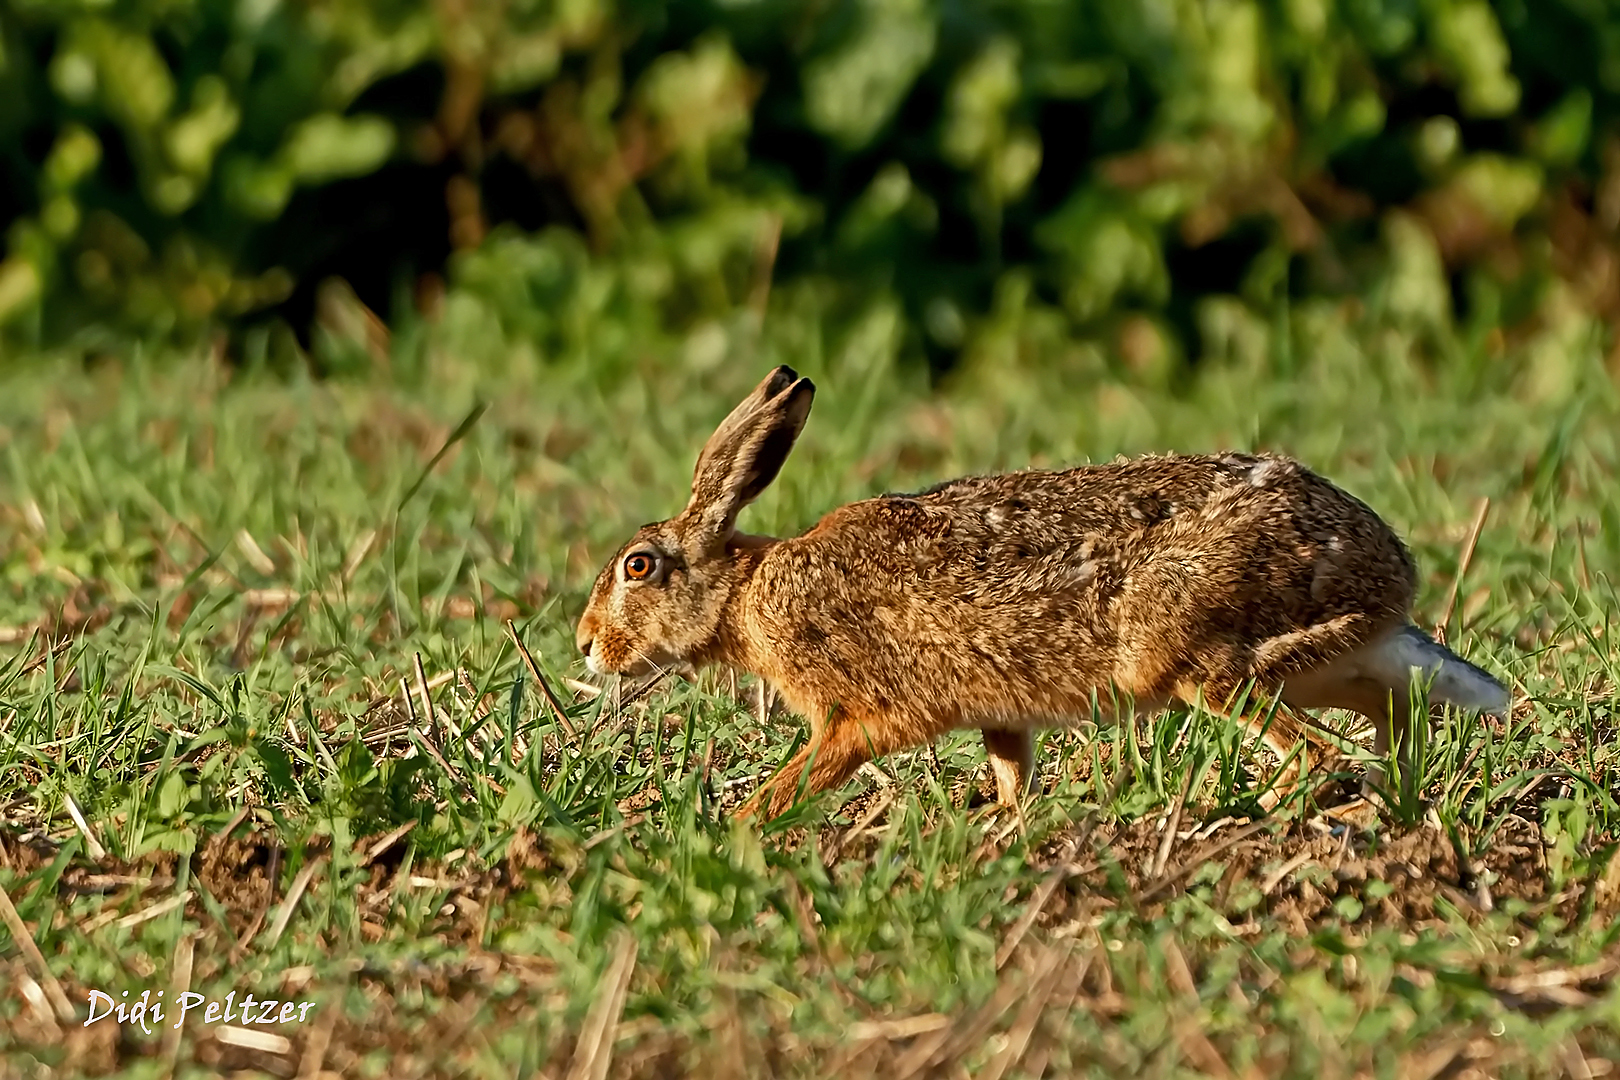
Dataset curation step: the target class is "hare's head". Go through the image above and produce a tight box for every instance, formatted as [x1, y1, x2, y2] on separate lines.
[576, 366, 815, 676]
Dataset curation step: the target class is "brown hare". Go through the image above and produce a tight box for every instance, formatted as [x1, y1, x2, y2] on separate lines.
[576, 366, 1509, 820]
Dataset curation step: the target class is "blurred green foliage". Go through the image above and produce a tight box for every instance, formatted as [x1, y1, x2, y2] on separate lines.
[2, 0, 1619, 378]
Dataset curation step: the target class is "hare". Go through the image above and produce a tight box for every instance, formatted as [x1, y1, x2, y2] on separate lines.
[575, 366, 1509, 820]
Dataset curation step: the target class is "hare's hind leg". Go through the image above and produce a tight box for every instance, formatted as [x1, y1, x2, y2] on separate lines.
[1189, 691, 1325, 811]
[1276, 625, 1450, 806]
[1242, 705, 1327, 810]
[982, 729, 1034, 807]
[1201, 614, 1397, 809]
[1352, 623, 1509, 801]
[1283, 681, 1418, 822]
[1364, 696, 1420, 804]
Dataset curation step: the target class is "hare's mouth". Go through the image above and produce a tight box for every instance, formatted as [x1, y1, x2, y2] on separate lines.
[587, 650, 671, 679]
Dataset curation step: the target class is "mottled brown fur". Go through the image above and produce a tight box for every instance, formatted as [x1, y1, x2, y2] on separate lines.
[576, 366, 1505, 820]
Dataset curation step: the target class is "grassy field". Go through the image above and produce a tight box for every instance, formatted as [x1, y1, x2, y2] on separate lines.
[2, 294, 1620, 1078]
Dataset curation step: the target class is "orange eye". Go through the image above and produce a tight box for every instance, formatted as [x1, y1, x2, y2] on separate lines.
[623, 552, 656, 580]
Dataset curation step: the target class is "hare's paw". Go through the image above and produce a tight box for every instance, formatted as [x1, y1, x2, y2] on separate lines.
[734, 790, 765, 821]
[1320, 796, 1382, 830]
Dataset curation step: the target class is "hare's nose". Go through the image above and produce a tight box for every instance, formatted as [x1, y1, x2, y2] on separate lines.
[575, 612, 595, 658]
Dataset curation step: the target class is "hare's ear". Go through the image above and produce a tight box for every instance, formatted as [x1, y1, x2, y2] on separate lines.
[684, 366, 814, 543]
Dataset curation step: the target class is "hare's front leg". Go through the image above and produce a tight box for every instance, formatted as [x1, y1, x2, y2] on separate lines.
[982, 729, 1034, 807]
[739, 713, 914, 820]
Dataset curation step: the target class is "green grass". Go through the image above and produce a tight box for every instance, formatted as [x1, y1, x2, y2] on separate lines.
[2, 295, 1619, 1078]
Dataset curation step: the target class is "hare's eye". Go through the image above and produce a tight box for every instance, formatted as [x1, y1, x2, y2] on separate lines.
[623, 552, 658, 581]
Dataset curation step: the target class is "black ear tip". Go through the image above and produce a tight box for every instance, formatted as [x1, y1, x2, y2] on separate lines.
[781, 377, 814, 414]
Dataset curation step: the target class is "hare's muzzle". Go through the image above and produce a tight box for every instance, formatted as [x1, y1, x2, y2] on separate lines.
[577, 639, 610, 677]
[575, 613, 600, 672]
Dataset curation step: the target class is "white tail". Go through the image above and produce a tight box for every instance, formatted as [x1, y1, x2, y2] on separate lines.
[1367, 625, 1509, 716]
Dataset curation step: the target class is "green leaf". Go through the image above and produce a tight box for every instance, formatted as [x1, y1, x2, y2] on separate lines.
[43, 125, 102, 190]
[146, 665, 224, 709]
[283, 113, 397, 184]
[165, 76, 241, 178]
[1532, 90, 1593, 168]
[222, 155, 296, 219]
[803, 0, 936, 150]
[156, 769, 189, 818]
[1430, 0, 1520, 118]
[251, 737, 296, 794]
